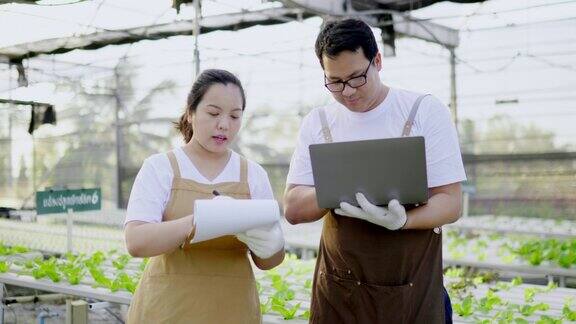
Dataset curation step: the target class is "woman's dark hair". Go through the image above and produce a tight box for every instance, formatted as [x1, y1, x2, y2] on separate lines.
[315, 18, 378, 67]
[175, 69, 246, 143]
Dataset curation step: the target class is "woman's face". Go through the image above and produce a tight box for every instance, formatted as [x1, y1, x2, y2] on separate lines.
[188, 83, 244, 154]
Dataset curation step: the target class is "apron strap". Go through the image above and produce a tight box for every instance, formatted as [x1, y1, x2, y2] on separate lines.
[401, 94, 430, 137]
[318, 107, 333, 143]
[167, 151, 181, 178]
[402, 94, 442, 232]
[239, 156, 248, 183]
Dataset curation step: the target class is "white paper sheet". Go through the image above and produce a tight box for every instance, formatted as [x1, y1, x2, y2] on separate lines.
[190, 199, 280, 243]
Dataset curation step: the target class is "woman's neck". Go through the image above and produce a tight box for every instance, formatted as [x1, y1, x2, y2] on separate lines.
[185, 139, 230, 162]
[182, 139, 232, 181]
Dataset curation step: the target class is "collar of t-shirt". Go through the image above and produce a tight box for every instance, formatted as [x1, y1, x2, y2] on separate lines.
[336, 88, 395, 121]
[174, 146, 238, 184]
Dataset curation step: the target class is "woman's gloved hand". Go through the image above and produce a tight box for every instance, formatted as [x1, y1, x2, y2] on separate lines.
[236, 222, 285, 259]
[335, 193, 407, 230]
[212, 195, 233, 200]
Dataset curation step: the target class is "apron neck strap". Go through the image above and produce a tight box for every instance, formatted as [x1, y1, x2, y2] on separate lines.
[167, 151, 181, 178]
[318, 107, 333, 143]
[402, 94, 430, 137]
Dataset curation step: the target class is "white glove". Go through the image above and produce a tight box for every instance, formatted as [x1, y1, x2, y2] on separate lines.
[335, 193, 407, 230]
[212, 195, 233, 200]
[236, 222, 285, 259]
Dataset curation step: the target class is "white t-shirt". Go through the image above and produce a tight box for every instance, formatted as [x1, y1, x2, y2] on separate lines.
[124, 147, 274, 225]
[286, 88, 467, 188]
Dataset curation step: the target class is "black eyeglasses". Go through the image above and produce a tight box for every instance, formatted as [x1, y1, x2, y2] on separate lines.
[324, 58, 374, 93]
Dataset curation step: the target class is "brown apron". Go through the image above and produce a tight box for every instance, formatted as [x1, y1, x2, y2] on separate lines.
[310, 95, 445, 324]
[127, 151, 261, 324]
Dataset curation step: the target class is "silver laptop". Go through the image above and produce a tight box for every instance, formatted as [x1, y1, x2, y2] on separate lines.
[309, 136, 428, 209]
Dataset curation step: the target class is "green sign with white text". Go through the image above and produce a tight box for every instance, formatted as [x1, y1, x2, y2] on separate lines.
[36, 188, 101, 215]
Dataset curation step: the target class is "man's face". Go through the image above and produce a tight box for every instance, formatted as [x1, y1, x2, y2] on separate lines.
[322, 49, 382, 112]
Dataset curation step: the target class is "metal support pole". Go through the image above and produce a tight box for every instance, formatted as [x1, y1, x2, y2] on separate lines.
[0, 283, 5, 324]
[7, 67, 13, 187]
[66, 300, 88, 324]
[449, 46, 458, 129]
[462, 191, 469, 218]
[559, 276, 566, 288]
[4, 294, 66, 305]
[114, 68, 124, 209]
[449, 47, 458, 127]
[193, 0, 202, 78]
[67, 208, 73, 254]
[7, 109, 13, 187]
[32, 133, 36, 195]
[546, 275, 554, 286]
[37, 308, 60, 324]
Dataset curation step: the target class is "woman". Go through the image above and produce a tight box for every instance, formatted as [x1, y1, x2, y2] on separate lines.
[124, 69, 285, 323]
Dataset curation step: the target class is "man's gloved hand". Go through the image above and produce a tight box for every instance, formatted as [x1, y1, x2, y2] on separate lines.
[335, 193, 407, 230]
[236, 222, 285, 259]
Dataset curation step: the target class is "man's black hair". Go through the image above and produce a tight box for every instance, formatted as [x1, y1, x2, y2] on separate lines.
[315, 18, 378, 67]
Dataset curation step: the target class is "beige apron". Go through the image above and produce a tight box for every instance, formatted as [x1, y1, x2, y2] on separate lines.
[127, 151, 261, 324]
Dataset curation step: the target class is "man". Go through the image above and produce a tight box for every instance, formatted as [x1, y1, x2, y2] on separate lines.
[283, 18, 466, 323]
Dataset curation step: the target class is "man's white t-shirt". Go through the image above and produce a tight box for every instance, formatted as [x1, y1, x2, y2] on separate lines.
[286, 88, 467, 188]
[125, 147, 274, 226]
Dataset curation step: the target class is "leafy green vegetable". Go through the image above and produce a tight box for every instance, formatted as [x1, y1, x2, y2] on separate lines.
[536, 315, 562, 324]
[112, 254, 131, 270]
[519, 302, 549, 317]
[453, 295, 474, 317]
[511, 277, 523, 286]
[524, 287, 538, 303]
[563, 302, 576, 321]
[31, 257, 60, 282]
[88, 265, 111, 288]
[272, 302, 301, 320]
[445, 267, 464, 278]
[0, 261, 9, 273]
[260, 297, 272, 314]
[477, 290, 502, 313]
